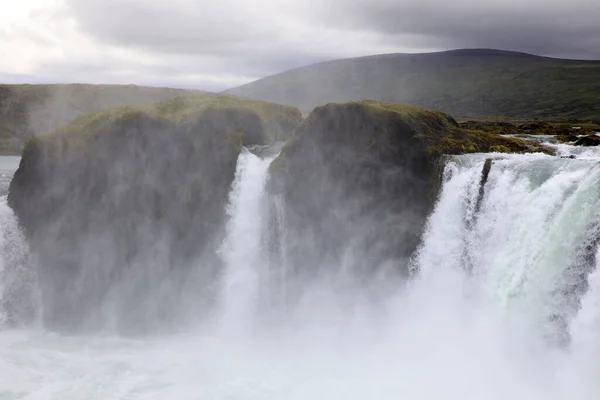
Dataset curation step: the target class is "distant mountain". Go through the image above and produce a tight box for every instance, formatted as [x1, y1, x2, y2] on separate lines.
[225, 49, 600, 119]
[0, 84, 203, 143]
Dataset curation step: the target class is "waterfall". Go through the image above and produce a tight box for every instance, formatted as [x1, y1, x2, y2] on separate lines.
[265, 192, 290, 314]
[0, 196, 37, 327]
[3, 146, 600, 399]
[217, 147, 278, 333]
[415, 153, 600, 345]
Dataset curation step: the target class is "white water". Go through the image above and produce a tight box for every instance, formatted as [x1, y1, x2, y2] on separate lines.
[2, 151, 600, 399]
[0, 197, 35, 326]
[550, 142, 600, 160]
[217, 148, 276, 334]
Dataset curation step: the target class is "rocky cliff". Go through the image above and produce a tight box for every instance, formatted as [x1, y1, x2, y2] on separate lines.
[267, 100, 552, 298]
[8, 94, 302, 333]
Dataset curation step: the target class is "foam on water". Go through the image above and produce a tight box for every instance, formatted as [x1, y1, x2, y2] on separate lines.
[1, 151, 600, 399]
[550, 142, 600, 160]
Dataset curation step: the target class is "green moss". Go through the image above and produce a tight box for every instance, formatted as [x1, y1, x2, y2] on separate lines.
[38, 93, 301, 148]
[555, 134, 578, 143]
[461, 143, 480, 153]
[422, 126, 554, 157]
[489, 145, 511, 153]
[459, 121, 521, 135]
[326, 101, 556, 157]
[275, 100, 556, 184]
[513, 121, 600, 136]
[356, 100, 458, 129]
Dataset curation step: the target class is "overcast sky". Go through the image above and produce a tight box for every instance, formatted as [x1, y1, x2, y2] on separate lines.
[2, 0, 599, 91]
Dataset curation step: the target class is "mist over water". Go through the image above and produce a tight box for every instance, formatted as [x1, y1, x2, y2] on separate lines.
[1, 146, 600, 398]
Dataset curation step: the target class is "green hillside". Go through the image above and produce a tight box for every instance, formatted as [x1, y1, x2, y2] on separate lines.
[0, 84, 203, 152]
[225, 49, 600, 120]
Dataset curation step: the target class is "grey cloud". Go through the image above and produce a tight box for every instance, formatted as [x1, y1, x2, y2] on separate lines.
[64, 0, 600, 77]
[62, 0, 339, 80]
[26, 47, 333, 90]
[65, 0, 282, 55]
[8, 0, 599, 89]
[320, 0, 600, 59]
[27, 60, 237, 91]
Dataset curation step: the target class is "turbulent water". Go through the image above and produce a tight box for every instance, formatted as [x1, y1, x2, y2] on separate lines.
[1, 144, 600, 399]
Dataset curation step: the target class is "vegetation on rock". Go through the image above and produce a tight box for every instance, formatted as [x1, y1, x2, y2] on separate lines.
[45, 93, 301, 145]
[555, 134, 579, 143]
[458, 121, 522, 135]
[518, 121, 600, 135]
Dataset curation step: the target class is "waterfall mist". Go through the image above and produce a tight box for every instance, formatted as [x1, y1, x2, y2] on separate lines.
[1, 145, 600, 398]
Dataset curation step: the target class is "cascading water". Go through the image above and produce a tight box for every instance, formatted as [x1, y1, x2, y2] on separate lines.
[1, 145, 600, 398]
[416, 153, 600, 346]
[216, 147, 277, 333]
[264, 192, 290, 314]
[0, 157, 38, 329]
[0, 195, 37, 327]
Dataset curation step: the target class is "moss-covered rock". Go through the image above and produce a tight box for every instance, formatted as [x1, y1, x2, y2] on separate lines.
[8, 94, 302, 333]
[425, 128, 554, 156]
[574, 135, 600, 146]
[555, 134, 578, 143]
[458, 120, 522, 135]
[267, 100, 551, 287]
[518, 122, 598, 136]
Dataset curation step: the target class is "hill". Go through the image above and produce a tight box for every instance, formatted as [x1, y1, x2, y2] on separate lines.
[0, 84, 203, 152]
[224, 49, 600, 120]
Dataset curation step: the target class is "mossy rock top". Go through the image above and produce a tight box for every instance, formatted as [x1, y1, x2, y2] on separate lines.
[281, 100, 554, 160]
[458, 120, 522, 135]
[40, 93, 302, 144]
[349, 100, 458, 124]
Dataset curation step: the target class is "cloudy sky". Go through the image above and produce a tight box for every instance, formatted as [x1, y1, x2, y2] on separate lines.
[2, 0, 599, 91]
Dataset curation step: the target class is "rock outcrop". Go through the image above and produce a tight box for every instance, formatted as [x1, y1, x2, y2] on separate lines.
[8, 94, 302, 333]
[267, 101, 552, 297]
[574, 135, 600, 146]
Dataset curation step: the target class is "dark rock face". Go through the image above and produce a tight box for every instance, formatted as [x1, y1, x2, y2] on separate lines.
[574, 135, 600, 146]
[267, 102, 458, 298]
[556, 134, 578, 143]
[8, 101, 301, 333]
[266, 101, 551, 305]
